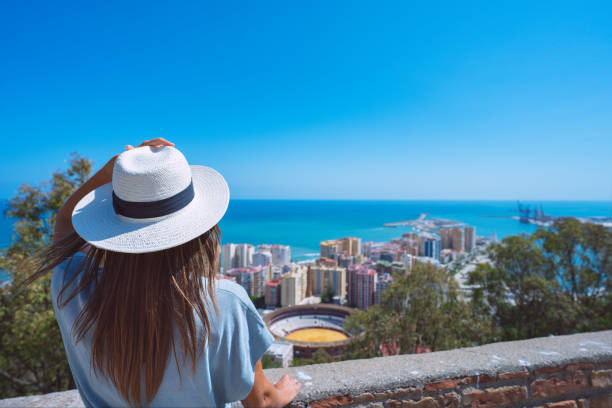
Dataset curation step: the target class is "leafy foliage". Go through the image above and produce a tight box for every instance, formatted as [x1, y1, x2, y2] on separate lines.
[468, 218, 612, 341]
[1, 153, 611, 394]
[344, 262, 492, 359]
[345, 219, 611, 360]
[260, 354, 282, 369]
[250, 295, 265, 309]
[320, 282, 335, 303]
[292, 348, 334, 366]
[0, 154, 92, 397]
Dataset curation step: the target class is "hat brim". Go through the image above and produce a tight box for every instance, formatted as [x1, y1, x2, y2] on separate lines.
[72, 165, 229, 254]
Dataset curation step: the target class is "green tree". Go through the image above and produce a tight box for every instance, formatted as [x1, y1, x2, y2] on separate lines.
[535, 218, 612, 332]
[320, 282, 334, 304]
[250, 295, 265, 309]
[0, 154, 92, 397]
[291, 348, 334, 366]
[468, 218, 612, 342]
[260, 354, 282, 369]
[345, 262, 492, 359]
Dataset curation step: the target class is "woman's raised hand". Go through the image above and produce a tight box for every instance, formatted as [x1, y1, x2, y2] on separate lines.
[126, 137, 175, 151]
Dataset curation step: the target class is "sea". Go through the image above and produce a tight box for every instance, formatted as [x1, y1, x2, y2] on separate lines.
[1, 199, 611, 282]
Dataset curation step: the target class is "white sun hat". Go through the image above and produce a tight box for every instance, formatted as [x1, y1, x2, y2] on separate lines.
[71, 146, 230, 253]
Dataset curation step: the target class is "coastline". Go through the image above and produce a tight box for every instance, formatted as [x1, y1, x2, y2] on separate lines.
[2, 199, 611, 282]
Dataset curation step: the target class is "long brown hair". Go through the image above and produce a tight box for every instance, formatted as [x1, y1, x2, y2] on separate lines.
[28, 225, 222, 405]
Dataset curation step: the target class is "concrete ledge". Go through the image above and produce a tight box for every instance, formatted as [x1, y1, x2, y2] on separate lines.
[1, 330, 611, 407]
[264, 330, 612, 403]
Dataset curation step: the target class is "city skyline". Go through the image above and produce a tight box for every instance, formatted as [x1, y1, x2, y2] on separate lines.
[1, 2, 611, 200]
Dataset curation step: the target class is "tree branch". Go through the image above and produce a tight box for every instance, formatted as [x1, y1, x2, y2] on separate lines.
[0, 369, 44, 389]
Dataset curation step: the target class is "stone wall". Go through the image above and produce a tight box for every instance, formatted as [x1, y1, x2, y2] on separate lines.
[1, 330, 611, 408]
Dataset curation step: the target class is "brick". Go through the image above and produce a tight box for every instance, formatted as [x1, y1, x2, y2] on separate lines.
[352, 392, 375, 403]
[535, 366, 565, 375]
[459, 374, 497, 385]
[565, 363, 594, 371]
[425, 379, 459, 391]
[595, 360, 612, 369]
[437, 392, 460, 408]
[588, 395, 612, 408]
[498, 371, 529, 380]
[546, 401, 578, 408]
[462, 385, 527, 408]
[530, 372, 589, 398]
[374, 391, 393, 400]
[403, 397, 438, 408]
[388, 388, 422, 399]
[591, 369, 612, 388]
[310, 394, 353, 408]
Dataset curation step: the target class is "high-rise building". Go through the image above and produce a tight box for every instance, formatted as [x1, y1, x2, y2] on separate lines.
[223, 243, 254, 270]
[341, 237, 361, 257]
[316, 257, 338, 267]
[346, 264, 360, 307]
[236, 243, 254, 267]
[307, 265, 347, 300]
[464, 226, 476, 252]
[424, 237, 441, 261]
[258, 244, 292, 265]
[320, 240, 337, 259]
[221, 243, 236, 273]
[375, 273, 393, 305]
[226, 265, 265, 297]
[320, 237, 361, 259]
[264, 279, 282, 307]
[450, 228, 465, 252]
[252, 250, 272, 266]
[440, 229, 450, 250]
[356, 268, 377, 310]
[402, 253, 415, 272]
[271, 245, 291, 265]
[281, 265, 307, 307]
[417, 236, 427, 256]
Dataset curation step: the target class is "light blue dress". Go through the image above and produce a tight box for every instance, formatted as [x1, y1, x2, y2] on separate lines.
[51, 252, 275, 408]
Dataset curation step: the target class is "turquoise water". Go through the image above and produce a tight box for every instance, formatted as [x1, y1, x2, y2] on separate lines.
[2, 200, 611, 281]
[216, 200, 611, 261]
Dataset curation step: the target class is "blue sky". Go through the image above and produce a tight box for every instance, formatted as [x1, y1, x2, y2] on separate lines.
[1, 1, 611, 200]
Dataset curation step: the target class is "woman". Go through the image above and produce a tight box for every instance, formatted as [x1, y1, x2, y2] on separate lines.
[30, 138, 301, 407]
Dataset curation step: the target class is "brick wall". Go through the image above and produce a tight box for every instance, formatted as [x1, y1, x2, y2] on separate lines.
[1, 330, 611, 408]
[303, 361, 612, 408]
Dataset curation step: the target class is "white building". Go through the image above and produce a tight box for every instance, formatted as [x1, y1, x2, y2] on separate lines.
[258, 244, 291, 266]
[252, 250, 272, 266]
[271, 245, 291, 265]
[281, 264, 307, 307]
[464, 226, 476, 252]
[222, 243, 255, 271]
[374, 273, 393, 305]
[264, 341, 294, 368]
[221, 243, 236, 274]
[236, 243, 254, 267]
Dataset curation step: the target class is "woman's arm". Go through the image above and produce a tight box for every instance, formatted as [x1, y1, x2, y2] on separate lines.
[53, 138, 175, 244]
[241, 359, 301, 408]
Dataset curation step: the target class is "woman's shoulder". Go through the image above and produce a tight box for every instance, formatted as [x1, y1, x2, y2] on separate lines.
[213, 278, 256, 312]
[51, 251, 88, 299]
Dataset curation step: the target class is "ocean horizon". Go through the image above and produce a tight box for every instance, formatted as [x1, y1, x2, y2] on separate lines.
[2, 199, 611, 281]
